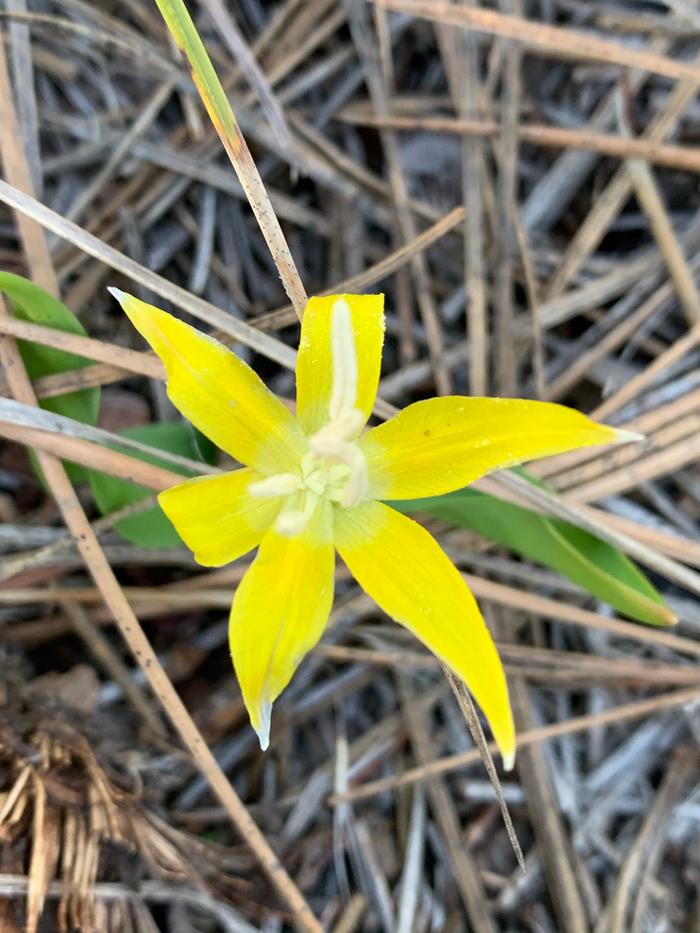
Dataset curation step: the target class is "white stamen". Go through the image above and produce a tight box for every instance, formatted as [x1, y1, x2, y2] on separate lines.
[275, 490, 320, 536]
[249, 473, 301, 498]
[275, 509, 308, 536]
[255, 701, 272, 751]
[329, 299, 358, 419]
[502, 749, 515, 772]
[340, 459, 369, 507]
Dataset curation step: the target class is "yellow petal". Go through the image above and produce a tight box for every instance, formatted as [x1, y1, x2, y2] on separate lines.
[159, 468, 280, 567]
[229, 499, 335, 748]
[361, 396, 625, 500]
[111, 289, 305, 473]
[296, 293, 385, 435]
[335, 501, 515, 766]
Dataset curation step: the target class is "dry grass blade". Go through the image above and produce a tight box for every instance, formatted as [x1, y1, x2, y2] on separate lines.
[26, 772, 59, 933]
[444, 666, 525, 872]
[0, 421, 183, 489]
[0, 34, 56, 294]
[343, 0, 451, 394]
[374, 0, 700, 83]
[625, 157, 700, 325]
[0, 397, 214, 474]
[0, 179, 297, 367]
[200, 0, 291, 147]
[339, 111, 700, 174]
[0, 315, 164, 379]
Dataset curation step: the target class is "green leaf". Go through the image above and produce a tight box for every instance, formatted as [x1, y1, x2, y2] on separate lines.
[392, 481, 676, 628]
[88, 421, 215, 549]
[0, 272, 100, 482]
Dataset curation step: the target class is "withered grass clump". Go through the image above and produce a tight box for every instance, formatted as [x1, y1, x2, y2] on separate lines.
[0, 670, 252, 932]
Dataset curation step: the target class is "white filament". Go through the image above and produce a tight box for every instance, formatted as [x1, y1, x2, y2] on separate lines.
[328, 299, 358, 420]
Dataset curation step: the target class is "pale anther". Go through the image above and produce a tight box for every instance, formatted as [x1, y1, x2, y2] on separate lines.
[249, 473, 301, 498]
[275, 510, 308, 536]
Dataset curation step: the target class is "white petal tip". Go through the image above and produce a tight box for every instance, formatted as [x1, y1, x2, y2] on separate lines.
[107, 286, 127, 304]
[254, 702, 272, 751]
[613, 428, 645, 444]
[502, 750, 516, 772]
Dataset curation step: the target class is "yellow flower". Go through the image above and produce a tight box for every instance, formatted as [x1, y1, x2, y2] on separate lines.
[110, 288, 630, 767]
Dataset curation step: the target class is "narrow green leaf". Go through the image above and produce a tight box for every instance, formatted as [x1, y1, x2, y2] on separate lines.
[88, 421, 215, 549]
[393, 484, 676, 628]
[154, 0, 237, 139]
[0, 272, 100, 482]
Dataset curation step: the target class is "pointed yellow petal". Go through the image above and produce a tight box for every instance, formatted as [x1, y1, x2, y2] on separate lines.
[361, 396, 626, 500]
[159, 468, 280, 567]
[111, 289, 305, 473]
[229, 500, 335, 748]
[296, 293, 385, 435]
[335, 501, 515, 765]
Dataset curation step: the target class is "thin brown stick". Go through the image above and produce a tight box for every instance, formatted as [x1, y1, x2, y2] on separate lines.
[373, 0, 700, 84]
[0, 33, 56, 294]
[626, 158, 700, 324]
[0, 316, 165, 380]
[337, 111, 700, 175]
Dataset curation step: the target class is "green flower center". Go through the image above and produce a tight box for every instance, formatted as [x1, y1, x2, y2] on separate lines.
[299, 452, 351, 501]
[249, 411, 368, 536]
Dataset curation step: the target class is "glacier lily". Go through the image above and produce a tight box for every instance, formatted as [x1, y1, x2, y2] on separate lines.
[110, 288, 633, 767]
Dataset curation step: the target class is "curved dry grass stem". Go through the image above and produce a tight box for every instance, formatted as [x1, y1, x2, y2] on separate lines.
[0, 178, 297, 368]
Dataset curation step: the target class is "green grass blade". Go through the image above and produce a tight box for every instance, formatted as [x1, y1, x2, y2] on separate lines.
[153, 0, 307, 315]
